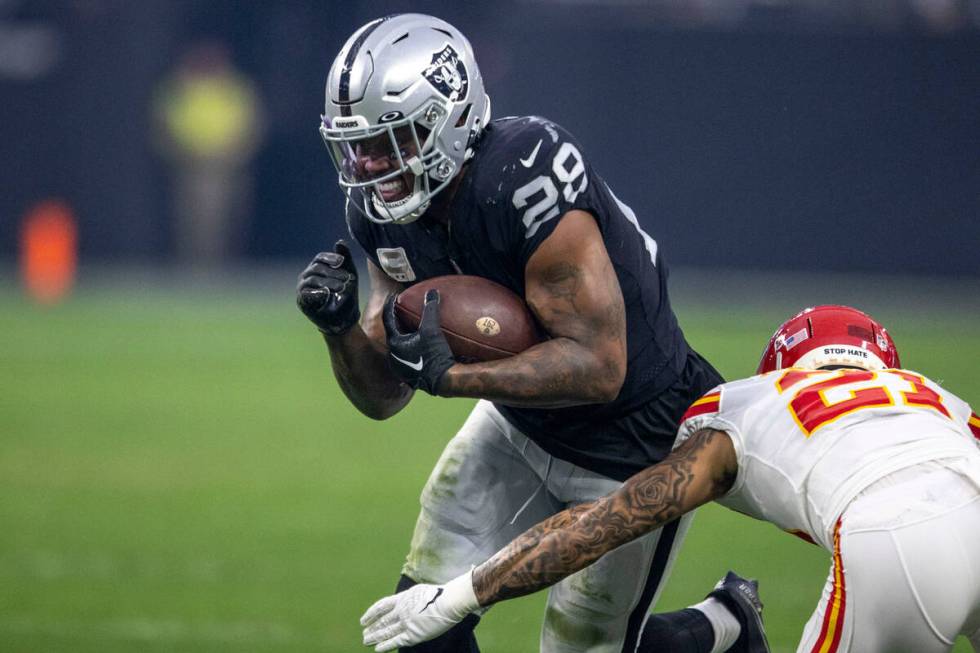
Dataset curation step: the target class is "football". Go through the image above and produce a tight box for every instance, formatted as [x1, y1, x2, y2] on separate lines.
[394, 275, 543, 362]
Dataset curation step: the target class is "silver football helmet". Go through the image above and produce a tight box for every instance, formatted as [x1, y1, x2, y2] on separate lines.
[320, 14, 491, 224]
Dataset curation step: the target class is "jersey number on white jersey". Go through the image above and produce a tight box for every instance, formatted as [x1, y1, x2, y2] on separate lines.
[775, 369, 950, 436]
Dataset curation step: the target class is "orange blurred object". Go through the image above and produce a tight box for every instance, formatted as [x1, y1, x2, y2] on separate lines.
[20, 200, 78, 304]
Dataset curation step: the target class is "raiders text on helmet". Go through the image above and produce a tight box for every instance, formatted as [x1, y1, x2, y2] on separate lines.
[320, 14, 491, 224]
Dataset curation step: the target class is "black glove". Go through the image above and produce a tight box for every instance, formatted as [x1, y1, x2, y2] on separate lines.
[296, 241, 360, 335]
[382, 290, 455, 395]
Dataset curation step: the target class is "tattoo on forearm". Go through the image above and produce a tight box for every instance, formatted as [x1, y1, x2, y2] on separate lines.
[449, 337, 595, 406]
[446, 258, 626, 406]
[472, 429, 735, 605]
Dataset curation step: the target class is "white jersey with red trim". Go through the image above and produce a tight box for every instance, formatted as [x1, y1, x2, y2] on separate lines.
[677, 368, 980, 551]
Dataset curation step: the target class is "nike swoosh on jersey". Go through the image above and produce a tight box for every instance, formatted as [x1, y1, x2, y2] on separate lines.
[520, 140, 543, 168]
[420, 587, 444, 613]
[391, 353, 424, 371]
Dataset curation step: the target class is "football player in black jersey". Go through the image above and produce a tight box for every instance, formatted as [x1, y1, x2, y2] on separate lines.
[297, 13, 764, 653]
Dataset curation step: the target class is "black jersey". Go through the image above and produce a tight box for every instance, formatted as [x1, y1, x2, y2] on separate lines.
[348, 116, 718, 479]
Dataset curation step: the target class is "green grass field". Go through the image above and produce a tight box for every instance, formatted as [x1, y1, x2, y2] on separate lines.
[1, 269, 977, 652]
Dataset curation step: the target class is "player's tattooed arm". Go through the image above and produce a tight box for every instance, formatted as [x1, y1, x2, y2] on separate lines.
[472, 428, 737, 605]
[440, 210, 627, 407]
[324, 261, 413, 419]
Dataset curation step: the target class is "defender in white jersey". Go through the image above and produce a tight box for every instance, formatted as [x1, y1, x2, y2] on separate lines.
[362, 305, 980, 653]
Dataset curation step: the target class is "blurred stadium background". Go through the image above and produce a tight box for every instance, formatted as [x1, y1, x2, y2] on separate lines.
[1, 1, 978, 651]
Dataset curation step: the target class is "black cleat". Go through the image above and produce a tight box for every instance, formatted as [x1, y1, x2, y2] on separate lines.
[706, 571, 771, 653]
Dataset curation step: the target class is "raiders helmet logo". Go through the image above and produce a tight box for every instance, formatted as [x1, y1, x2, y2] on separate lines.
[422, 45, 469, 102]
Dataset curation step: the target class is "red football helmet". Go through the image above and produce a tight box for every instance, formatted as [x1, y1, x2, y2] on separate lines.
[757, 305, 900, 374]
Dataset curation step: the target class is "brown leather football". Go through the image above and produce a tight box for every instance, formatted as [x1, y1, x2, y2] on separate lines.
[394, 275, 543, 362]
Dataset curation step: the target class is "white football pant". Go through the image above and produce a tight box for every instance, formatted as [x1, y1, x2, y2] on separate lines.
[403, 400, 695, 653]
[798, 459, 980, 653]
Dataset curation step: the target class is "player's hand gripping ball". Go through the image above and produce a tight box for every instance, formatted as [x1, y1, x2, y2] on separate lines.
[393, 275, 543, 363]
[383, 289, 456, 395]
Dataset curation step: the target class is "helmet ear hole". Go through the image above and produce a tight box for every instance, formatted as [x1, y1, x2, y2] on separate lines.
[455, 104, 472, 128]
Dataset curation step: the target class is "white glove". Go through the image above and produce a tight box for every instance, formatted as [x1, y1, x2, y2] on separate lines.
[360, 570, 479, 652]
